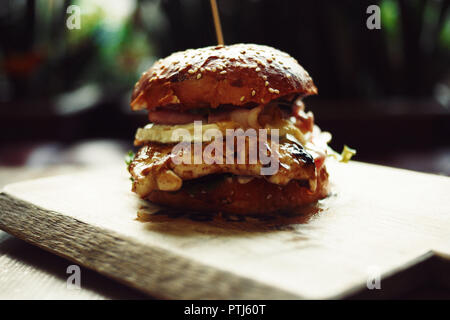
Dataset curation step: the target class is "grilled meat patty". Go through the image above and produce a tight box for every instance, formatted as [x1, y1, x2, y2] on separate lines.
[129, 139, 316, 198]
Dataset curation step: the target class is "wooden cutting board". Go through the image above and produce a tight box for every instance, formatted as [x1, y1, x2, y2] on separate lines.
[0, 161, 449, 299]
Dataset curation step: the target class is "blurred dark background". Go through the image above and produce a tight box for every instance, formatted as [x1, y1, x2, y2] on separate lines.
[0, 0, 449, 174]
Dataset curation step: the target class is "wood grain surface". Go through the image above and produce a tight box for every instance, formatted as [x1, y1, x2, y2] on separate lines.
[0, 161, 449, 299]
[0, 166, 147, 300]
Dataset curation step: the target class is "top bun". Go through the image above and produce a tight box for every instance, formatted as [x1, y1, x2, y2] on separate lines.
[131, 43, 317, 111]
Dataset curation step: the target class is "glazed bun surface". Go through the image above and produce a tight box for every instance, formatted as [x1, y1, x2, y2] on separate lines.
[145, 166, 329, 215]
[131, 43, 317, 111]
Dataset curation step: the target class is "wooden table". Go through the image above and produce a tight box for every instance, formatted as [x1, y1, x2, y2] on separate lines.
[0, 162, 449, 299]
[0, 166, 147, 299]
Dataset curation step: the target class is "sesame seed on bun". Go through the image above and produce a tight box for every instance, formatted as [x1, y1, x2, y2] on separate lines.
[131, 43, 317, 111]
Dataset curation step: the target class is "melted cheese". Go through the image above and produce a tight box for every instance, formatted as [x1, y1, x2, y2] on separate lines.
[265, 119, 307, 145]
[135, 122, 238, 144]
[135, 119, 306, 144]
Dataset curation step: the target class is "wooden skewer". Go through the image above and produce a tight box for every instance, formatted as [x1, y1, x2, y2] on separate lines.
[210, 0, 224, 45]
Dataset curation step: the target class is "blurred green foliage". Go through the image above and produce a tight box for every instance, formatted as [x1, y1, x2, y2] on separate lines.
[0, 0, 449, 107]
[0, 0, 160, 102]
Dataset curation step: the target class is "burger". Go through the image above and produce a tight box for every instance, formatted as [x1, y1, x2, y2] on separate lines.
[128, 43, 352, 215]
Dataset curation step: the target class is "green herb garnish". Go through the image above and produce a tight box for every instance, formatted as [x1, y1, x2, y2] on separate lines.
[125, 150, 135, 168]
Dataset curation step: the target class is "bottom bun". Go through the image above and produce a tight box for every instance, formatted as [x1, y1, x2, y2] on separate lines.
[145, 165, 329, 215]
